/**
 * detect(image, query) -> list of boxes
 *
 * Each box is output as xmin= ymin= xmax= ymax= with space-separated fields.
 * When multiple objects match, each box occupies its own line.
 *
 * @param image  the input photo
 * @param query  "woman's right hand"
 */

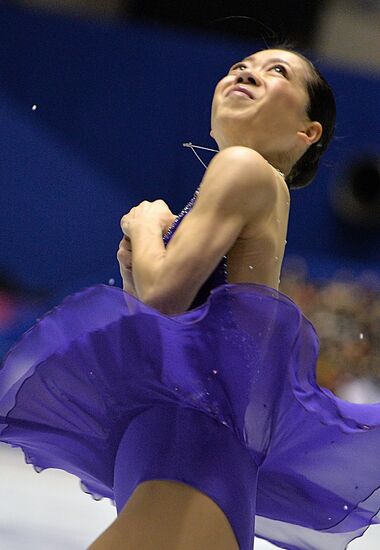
xmin=117 ymin=236 xmax=137 ymax=296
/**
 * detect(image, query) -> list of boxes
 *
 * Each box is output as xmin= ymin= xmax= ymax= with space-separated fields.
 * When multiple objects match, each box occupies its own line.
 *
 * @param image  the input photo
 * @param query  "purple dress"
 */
xmin=1 ymin=185 xmax=380 ymax=550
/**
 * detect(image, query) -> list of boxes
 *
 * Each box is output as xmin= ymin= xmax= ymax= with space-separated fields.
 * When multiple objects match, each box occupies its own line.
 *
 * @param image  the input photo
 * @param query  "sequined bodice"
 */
xmin=162 ymin=186 xmax=228 ymax=310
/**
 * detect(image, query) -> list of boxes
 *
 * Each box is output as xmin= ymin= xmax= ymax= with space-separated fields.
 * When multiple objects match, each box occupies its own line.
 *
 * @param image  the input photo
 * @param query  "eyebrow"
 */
xmin=242 ymin=56 xmax=293 ymax=71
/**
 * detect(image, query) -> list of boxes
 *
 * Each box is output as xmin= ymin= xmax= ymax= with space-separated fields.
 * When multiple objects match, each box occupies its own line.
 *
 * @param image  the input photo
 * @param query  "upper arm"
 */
xmin=146 ymin=147 xmax=278 ymax=314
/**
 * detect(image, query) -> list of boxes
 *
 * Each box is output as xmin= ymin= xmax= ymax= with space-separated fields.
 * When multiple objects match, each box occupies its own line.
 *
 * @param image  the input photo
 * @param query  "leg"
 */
xmin=88 ymin=479 xmax=239 ymax=550
xmin=97 ymin=405 xmax=259 ymax=550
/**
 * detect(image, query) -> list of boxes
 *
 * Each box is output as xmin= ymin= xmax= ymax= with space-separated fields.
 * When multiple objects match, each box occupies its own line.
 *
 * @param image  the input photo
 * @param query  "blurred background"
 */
xmin=0 ymin=1 xmax=379 ymax=548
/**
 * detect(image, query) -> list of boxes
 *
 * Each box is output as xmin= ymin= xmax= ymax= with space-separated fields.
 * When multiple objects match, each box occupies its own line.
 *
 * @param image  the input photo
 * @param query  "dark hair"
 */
xmin=268 ymin=42 xmax=336 ymax=190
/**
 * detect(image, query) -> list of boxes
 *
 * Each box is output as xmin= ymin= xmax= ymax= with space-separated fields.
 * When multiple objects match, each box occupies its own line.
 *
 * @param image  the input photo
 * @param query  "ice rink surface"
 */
xmin=0 ymin=444 xmax=379 ymax=550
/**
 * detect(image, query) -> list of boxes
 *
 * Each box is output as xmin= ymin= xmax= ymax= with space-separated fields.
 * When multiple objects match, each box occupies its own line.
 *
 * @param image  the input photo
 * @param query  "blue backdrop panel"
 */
xmin=0 ymin=5 xmax=379 ymax=294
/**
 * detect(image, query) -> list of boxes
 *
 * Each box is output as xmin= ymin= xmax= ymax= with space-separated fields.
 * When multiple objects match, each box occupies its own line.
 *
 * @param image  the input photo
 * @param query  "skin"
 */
xmin=118 ymin=50 xmax=322 ymax=304
xmin=210 ymin=48 xmax=323 ymax=177
xmin=109 ymin=50 xmax=324 ymax=550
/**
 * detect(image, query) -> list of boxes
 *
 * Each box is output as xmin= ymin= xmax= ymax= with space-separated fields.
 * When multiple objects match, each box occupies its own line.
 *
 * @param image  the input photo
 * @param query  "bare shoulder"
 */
xmin=196 ymin=146 xmax=282 ymax=227
xmin=210 ymin=145 xmax=274 ymax=175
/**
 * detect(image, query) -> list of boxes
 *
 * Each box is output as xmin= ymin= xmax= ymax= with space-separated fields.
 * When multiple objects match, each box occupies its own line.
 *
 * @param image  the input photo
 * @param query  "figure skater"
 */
xmin=1 ymin=44 xmax=380 ymax=550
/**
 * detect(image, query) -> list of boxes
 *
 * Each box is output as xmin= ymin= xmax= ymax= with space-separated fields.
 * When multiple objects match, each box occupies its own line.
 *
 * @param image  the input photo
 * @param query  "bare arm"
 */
xmin=128 ymin=146 xmax=277 ymax=315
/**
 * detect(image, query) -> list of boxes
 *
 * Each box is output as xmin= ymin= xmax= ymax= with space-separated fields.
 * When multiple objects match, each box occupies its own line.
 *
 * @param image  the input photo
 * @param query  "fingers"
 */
xmin=117 ymin=250 xmax=132 ymax=270
xmin=117 ymin=237 xmax=132 ymax=269
xmin=119 ymin=236 xmax=132 ymax=251
xmin=120 ymin=209 xmax=135 ymax=237
xmin=120 ymin=201 xmax=174 ymax=237
xmin=120 ymin=218 xmax=130 ymax=237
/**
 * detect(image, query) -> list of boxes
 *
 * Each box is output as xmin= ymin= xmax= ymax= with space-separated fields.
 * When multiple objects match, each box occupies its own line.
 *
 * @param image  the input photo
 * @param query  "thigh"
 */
xmin=110 ymin=406 xmax=258 ymax=549
xmin=89 ymin=479 xmax=239 ymax=550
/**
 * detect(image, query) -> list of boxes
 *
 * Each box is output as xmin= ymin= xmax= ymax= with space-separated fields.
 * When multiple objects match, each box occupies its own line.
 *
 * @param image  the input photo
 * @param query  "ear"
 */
xmin=297 ymin=121 xmax=323 ymax=146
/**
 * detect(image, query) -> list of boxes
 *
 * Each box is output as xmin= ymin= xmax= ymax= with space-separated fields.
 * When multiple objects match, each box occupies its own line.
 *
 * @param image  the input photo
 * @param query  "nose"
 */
xmin=235 ymin=68 xmax=260 ymax=87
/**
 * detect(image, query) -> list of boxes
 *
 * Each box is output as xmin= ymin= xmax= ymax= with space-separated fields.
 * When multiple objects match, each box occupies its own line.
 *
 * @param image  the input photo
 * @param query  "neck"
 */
xmin=265 ymin=150 xmax=294 ymax=178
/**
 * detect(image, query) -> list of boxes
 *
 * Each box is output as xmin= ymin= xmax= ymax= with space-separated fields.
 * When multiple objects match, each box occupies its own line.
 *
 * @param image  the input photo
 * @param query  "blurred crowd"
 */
xmin=1 ymin=259 xmax=379 ymax=404
xmin=281 ymin=257 xmax=380 ymax=403
xmin=0 ymin=269 xmax=52 ymax=362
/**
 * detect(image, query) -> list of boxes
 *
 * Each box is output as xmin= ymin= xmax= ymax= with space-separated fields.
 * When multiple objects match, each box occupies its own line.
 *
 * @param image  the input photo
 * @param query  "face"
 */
xmin=210 ymin=49 xmax=322 ymax=168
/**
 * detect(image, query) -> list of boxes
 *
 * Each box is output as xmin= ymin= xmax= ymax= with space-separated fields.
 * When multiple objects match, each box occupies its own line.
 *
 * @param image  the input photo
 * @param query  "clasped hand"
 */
xmin=120 ymin=199 xmax=176 ymax=239
xmin=117 ymin=200 xmax=176 ymax=294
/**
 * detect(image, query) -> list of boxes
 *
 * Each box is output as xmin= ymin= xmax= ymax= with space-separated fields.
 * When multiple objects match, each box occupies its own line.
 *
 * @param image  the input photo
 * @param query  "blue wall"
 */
xmin=0 ymin=5 xmax=379 ymax=298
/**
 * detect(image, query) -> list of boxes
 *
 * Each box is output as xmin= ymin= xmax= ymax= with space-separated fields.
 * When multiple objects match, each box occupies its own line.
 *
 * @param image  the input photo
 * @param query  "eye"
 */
xmin=230 ymin=63 xmax=247 ymax=71
xmin=271 ymin=64 xmax=288 ymax=77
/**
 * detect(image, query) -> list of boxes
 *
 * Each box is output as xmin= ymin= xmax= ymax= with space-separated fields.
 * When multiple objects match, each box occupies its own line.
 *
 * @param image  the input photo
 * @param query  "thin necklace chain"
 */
xmin=182 ymin=142 xmax=286 ymax=179
xmin=182 ymin=142 xmax=219 ymax=169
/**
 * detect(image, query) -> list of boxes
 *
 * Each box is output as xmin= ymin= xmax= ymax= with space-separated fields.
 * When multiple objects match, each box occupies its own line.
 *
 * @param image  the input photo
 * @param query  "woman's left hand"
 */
xmin=120 ymin=200 xmax=177 ymax=238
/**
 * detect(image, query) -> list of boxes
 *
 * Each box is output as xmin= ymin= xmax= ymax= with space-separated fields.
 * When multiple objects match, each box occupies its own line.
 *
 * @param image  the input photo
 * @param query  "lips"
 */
xmin=228 ymin=85 xmax=254 ymax=99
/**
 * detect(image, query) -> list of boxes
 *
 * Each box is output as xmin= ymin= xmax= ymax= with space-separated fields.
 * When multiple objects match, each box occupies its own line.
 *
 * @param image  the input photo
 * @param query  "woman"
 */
xmin=1 ymin=46 xmax=380 ymax=550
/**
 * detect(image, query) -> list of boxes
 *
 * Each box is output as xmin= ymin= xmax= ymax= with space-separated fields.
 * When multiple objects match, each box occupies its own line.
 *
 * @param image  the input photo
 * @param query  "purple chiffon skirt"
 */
xmin=1 ymin=282 xmax=380 ymax=549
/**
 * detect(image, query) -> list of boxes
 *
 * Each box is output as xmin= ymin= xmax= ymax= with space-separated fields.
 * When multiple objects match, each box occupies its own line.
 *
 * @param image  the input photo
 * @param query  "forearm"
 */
xmin=129 ymin=222 xmax=166 ymax=302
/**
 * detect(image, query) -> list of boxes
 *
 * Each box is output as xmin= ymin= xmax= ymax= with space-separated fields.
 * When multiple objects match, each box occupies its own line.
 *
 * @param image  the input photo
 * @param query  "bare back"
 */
xmin=226 ymin=168 xmax=290 ymax=291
